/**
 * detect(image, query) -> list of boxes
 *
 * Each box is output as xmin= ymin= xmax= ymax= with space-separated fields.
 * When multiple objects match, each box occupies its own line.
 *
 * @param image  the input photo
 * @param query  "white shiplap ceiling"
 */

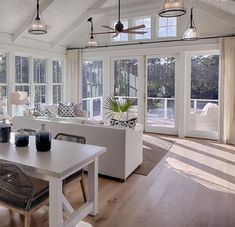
xmin=0 ymin=0 xmax=234 ymax=50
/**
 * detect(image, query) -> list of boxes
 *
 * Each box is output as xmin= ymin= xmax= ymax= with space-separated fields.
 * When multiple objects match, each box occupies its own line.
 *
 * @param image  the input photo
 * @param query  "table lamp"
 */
xmin=10 ymin=91 xmax=28 ymax=117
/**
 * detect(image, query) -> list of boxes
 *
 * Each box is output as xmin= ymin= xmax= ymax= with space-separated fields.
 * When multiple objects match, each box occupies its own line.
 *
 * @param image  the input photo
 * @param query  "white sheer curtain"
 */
xmin=219 ymin=37 xmax=235 ymax=144
xmin=65 ymin=49 xmax=82 ymax=103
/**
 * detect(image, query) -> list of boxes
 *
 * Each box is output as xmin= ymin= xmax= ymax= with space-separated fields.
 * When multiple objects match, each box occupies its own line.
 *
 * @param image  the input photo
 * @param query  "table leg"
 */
xmin=88 ymin=157 xmax=98 ymax=216
xmin=49 ymin=177 xmax=63 ymax=227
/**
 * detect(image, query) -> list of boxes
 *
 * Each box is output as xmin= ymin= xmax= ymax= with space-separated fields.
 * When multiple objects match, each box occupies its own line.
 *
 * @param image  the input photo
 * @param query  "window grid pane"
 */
xmin=0 ymin=54 xmax=7 ymax=84
xmin=82 ymin=61 xmax=103 ymax=119
xmin=34 ymin=58 xmax=47 ymax=83
xmin=158 ymin=17 xmax=177 ymax=38
xmin=15 ymin=56 xmax=29 ymax=83
xmin=34 ymin=85 xmax=46 ymax=104
xmin=53 ymin=60 xmax=62 ymax=83
xmin=134 ymin=17 xmax=151 ymax=40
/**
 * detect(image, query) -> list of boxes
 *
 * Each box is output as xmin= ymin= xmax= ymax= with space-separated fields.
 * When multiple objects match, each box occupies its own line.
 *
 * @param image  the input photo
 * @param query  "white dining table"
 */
xmin=0 ymin=134 xmax=107 ymax=227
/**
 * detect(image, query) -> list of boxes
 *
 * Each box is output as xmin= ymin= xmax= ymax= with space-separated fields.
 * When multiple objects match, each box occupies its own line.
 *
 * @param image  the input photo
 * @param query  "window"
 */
xmin=133 ymin=16 xmax=151 ymax=40
xmin=158 ymin=17 xmax=177 ymax=37
xmin=15 ymin=56 xmax=30 ymax=105
xmin=52 ymin=60 xmax=63 ymax=104
xmin=82 ymin=61 xmax=103 ymax=119
xmin=112 ymin=19 xmax=128 ymax=42
xmin=0 ymin=54 xmax=7 ymax=116
xmin=33 ymin=58 xmax=47 ymax=104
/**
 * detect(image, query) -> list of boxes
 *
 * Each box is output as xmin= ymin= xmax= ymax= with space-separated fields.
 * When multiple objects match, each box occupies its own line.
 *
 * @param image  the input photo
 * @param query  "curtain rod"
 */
xmin=66 ymin=34 xmax=235 ymax=50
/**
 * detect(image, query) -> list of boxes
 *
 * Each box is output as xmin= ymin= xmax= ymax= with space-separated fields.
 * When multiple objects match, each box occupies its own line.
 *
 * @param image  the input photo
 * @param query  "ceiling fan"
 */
xmin=94 ymin=0 xmax=147 ymax=38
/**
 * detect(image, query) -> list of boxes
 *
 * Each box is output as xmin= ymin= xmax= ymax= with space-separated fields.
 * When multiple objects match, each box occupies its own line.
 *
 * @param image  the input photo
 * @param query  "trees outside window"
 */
xmin=33 ymin=58 xmax=47 ymax=104
xmin=0 ymin=54 xmax=7 ymax=116
xmin=52 ymin=60 xmax=63 ymax=104
xmin=147 ymin=56 xmax=176 ymax=128
xmin=82 ymin=61 xmax=103 ymax=119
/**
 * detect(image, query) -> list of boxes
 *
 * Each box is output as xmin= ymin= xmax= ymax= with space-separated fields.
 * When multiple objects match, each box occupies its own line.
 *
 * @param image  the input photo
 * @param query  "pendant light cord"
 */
xmin=118 ymin=0 xmax=121 ymax=22
xmin=190 ymin=8 xmax=193 ymax=28
xmin=36 ymin=0 xmax=40 ymax=19
xmin=91 ymin=20 xmax=94 ymax=38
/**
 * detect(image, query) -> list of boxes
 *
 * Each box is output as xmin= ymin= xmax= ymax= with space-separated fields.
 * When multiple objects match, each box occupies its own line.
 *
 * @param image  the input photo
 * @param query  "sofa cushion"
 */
xmin=58 ymin=102 xmax=75 ymax=117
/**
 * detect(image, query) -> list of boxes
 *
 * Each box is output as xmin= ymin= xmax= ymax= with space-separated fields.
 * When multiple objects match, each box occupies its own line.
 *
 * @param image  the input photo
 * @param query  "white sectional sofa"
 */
xmin=12 ymin=117 xmax=143 ymax=181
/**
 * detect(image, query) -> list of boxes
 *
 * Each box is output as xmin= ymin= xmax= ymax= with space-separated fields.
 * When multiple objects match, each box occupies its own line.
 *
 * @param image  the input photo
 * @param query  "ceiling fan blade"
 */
xmin=121 ymin=31 xmax=147 ymax=34
xmin=94 ymin=31 xmax=117 ymax=35
xmin=102 ymin=25 xmax=115 ymax=31
xmin=122 ymin=24 xmax=146 ymax=32
xmin=112 ymin=33 xmax=119 ymax=38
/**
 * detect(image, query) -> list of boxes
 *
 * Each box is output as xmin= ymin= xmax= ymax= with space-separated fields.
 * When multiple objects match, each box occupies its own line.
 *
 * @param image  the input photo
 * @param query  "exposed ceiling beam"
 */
xmin=51 ymin=0 xmax=110 ymax=49
xmin=13 ymin=0 xmax=56 ymax=42
xmin=187 ymin=0 xmax=235 ymax=27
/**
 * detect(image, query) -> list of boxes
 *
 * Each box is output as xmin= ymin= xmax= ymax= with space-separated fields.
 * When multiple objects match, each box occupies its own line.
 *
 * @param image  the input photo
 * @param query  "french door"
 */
xmin=111 ymin=57 xmax=144 ymax=123
xmin=185 ymin=51 xmax=220 ymax=140
xmin=145 ymin=55 xmax=178 ymax=134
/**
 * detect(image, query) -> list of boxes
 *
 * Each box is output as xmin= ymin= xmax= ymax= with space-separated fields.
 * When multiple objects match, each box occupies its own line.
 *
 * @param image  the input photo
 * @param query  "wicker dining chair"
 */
xmin=54 ymin=133 xmax=87 ymax=202
xmin=0 ymin=161 xmax=49 ymax=227
xmin=17 ymin=129 xmax=37 ymax=136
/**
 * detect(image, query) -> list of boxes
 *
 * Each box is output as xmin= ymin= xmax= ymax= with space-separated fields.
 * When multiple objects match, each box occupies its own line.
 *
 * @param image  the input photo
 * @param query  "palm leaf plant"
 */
xmin=104 ymin=95 xmax=133 ymax=120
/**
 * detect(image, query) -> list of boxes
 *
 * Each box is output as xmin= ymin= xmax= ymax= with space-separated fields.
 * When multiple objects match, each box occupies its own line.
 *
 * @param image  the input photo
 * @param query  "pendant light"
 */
xmin=28 ymin=0 xmax=47 ymax=35
xmin=87 ymin=17 xmax=98 ymax=47
xmin=159 ymin=0 xmax=187 ymax=17
xmin=183 ymin=8 xmax=199 ymax=41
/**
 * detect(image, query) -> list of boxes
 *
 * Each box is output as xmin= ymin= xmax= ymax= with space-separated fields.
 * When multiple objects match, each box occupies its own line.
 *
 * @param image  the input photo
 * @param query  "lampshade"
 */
xmin=183 ymin=27 xmax=199 ymax=40
xmin=87 ymin=17 xmax=98 ymax=47
xmin=87 ymin=35 xmax=98 ymax=47
xmin=183 ymin=8 xmax=199 ymax=41
xmin=10 ymin=91 xmax=28 ymax=105
xmin=159 ymin=0 xmax=187 ymax=17
xmin=28 ymin=0 xmax=47 ymax=35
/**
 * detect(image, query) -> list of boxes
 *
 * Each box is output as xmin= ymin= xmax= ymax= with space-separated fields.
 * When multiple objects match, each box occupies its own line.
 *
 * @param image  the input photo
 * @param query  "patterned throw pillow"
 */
xmin=41 ymin=108 xmax=55 ymax=118
xmin=33 ymin=104 xmax=55 ymax=118
xmin=58 ymin=102 xmax=75 ymax=117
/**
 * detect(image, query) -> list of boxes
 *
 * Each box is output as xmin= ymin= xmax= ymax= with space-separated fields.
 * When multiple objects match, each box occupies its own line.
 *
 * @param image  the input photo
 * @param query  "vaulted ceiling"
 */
xmin=0 ymin=0 xmax=234 ymax=51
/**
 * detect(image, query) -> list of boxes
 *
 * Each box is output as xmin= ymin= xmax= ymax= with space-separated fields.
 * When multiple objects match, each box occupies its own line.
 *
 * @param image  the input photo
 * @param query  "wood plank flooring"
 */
xmin=1 ymin=134 xmax=235 ymax=227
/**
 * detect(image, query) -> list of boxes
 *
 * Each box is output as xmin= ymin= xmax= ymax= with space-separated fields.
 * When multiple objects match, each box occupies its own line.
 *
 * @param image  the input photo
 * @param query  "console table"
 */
xmin=0 ymin=135 xmax=106 ymax=227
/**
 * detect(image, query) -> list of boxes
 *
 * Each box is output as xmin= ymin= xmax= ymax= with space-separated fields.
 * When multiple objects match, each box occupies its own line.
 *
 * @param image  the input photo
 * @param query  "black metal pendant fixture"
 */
xmin=28 ymin=0 xmax=47 ymax=35
xmin=159 ymin=0 xmax=187 ymax=18
xmin=183 ymin=8 xmax=199 ymax=40
xmin=87 ymin=17 xmax=98 ymax=47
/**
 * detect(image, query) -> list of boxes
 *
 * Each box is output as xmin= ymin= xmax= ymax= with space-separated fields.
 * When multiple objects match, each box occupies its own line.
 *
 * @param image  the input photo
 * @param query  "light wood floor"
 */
xmin=1 ymin=134 xmax=235 ymax=227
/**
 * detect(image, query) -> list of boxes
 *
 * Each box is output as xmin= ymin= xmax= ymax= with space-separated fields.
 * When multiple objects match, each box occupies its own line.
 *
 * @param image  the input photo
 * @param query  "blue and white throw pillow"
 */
xmin=58 ymin=102 xmax=75 ymax=117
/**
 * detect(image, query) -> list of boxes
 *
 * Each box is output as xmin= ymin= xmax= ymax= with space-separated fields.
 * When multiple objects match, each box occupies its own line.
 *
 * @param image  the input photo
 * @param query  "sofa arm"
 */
xmin=82 ymin=110 xmax=90 ymax=118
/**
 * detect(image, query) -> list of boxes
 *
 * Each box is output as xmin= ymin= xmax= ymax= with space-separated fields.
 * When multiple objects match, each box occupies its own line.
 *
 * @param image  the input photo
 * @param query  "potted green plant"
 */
xmin=104 ymin=95 xmax=133 ymax=121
